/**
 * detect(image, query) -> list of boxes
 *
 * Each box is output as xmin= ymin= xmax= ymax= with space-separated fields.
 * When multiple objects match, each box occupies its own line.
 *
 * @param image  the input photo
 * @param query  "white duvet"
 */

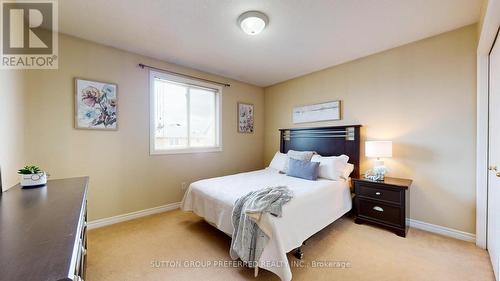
xmin=181 ymin=168 xmax=352 ymax=281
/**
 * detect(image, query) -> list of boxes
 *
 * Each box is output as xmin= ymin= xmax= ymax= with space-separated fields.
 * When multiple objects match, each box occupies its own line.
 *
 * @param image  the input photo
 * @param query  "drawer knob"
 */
xmin=373 ymin=206 xmax=384 ymax=212
xmin=375 ymin=192 xmax=381 ymax=196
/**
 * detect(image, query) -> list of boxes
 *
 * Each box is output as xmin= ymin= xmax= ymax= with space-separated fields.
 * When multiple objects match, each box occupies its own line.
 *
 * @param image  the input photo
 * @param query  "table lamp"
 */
xmin=365 ymin=140 xmax=392 ymax=180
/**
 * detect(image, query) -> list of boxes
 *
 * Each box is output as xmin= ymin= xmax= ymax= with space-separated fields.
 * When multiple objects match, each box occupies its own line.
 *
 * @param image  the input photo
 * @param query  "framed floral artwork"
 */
xmin=238 ymin=102 xmax=254 ymax=133
xmin=75 ymin=78 xmax=118 ymax=130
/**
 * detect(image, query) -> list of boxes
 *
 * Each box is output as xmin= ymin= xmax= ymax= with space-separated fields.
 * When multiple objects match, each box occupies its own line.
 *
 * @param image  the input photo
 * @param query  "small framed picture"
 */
xmin=238 ymin=102 xmax=254 ymax=133
xmin=75 ymin=78 xmax=118 ymax=130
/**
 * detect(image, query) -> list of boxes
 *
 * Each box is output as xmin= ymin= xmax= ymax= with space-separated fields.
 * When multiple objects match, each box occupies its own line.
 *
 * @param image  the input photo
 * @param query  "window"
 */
xmin=149 ymin=71 xmax=222 ymax=154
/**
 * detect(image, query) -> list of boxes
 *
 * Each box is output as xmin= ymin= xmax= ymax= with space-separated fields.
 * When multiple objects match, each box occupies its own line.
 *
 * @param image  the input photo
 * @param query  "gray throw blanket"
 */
xmin=230 ymin=186 xmax=293 ymax=267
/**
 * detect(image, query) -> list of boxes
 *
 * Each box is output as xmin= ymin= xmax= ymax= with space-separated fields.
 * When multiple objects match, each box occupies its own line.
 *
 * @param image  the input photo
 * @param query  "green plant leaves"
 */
xmin=18 ymin=165 xmax=42 ymax=175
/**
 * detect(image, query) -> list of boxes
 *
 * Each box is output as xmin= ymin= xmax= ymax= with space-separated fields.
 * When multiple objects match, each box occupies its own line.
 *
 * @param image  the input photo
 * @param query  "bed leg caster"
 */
xmin=294 ymin=247 xmax=304 ymax=260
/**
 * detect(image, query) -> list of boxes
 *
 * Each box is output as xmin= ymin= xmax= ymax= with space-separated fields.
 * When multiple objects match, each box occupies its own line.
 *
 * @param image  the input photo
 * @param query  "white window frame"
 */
xmin=149 ymin=70 xmax=223 ymax=155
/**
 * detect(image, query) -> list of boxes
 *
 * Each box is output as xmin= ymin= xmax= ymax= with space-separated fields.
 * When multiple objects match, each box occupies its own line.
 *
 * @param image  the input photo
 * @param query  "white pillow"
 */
xmin=268 ymin=151 xmax=287 ymax=172
xmin=311 ymin=154 xmax=350 ymax=181
xmin=343 ymin=163 xmax=355 ymax=180
xmin=284 ymin=150 xmax=315 ymax=173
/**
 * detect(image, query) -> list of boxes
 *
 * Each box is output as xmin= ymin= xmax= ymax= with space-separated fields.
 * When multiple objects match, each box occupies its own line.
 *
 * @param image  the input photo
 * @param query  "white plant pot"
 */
xmin=20 ymin=172 xmax=47 ymax=187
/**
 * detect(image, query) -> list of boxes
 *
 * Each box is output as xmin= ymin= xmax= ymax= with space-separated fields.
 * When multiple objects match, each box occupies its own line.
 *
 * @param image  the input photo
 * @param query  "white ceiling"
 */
xmin=59 ymin=0 xmax=483 ymax=87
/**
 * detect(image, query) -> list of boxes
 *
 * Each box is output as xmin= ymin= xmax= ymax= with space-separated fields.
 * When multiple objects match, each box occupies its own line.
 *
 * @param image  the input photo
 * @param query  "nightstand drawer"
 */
xmin=357 ymin=198 xmax=401 ymax=226
xmin=356 ymin=183 xmax=401 ymax=204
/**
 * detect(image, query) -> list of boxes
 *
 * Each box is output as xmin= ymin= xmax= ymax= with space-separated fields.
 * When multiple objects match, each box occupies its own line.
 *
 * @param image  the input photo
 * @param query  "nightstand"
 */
xmin=352 ymin=177 xmax=412 ymax=237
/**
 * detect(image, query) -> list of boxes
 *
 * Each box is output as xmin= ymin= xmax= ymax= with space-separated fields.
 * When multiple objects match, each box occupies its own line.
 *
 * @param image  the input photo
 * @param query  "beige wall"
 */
xmin=24 ymin=34 xmax=265 ymax=220
xmin=478 ymin=0 xmax=489 ymax=38
xmin=264 ymin=25 xmax=477 ymax=233
xmin=0 ymin=70 xmax=26 ymax=191
xmin=6 ymin=25 xmax=478 ymax=233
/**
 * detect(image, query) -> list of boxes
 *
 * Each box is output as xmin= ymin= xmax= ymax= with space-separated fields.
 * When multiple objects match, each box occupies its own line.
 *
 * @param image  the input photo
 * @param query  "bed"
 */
xmin=181 ymin=125 xmax=361 ymax=281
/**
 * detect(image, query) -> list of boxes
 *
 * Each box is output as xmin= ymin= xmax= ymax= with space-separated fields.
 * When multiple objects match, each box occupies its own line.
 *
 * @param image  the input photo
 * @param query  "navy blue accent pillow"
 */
xmin=286 ymin=158 xmax=320 ymax=181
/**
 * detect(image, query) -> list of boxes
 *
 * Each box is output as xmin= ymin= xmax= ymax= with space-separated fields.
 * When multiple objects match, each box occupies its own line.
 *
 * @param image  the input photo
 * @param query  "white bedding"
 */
xmin=181 ymin=168 xmax=352 ymax=281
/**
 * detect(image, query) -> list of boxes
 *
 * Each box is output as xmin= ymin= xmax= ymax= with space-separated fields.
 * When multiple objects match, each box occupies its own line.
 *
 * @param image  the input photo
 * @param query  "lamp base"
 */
xmin=364 ymin=160 xmax=387 ymax=181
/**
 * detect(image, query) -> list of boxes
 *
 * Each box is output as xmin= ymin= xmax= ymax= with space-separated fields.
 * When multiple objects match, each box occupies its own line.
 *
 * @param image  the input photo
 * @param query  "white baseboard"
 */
xmin=88 ymin=202 xmax=181 ymax=230
xmin=407 ymin=218 xmax=476 ymax=242
xmin=87 ymin=203 xmax=475 ymax=243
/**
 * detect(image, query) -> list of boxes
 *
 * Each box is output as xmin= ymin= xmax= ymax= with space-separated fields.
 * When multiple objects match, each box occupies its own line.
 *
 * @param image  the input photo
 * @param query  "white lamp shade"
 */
xmin=365 ymin=141 xmax=392 ymax=158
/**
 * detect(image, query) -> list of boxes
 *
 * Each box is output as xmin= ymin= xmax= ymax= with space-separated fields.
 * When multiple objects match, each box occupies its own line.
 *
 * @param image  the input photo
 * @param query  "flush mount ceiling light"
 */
xmin=238 ymin=11 xmax=269 ymax=35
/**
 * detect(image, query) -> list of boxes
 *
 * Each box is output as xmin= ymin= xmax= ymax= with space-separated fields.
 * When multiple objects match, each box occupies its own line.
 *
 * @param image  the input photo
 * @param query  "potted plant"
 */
xmin=18 ymin=165 xmax=48 ymax=187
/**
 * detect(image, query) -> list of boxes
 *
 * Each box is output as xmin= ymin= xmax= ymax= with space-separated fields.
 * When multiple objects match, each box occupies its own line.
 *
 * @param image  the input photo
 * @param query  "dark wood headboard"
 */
xmin=279 ymin=125 xmax=362 ymax=178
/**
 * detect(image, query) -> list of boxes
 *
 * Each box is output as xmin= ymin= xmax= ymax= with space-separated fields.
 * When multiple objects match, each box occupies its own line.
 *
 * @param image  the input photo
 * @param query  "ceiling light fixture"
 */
xmin=238 ymin=11 xmax=268 ymax=36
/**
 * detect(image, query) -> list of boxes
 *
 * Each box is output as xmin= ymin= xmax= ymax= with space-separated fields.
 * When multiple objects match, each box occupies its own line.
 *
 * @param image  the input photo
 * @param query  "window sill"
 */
xmin=150 ymin=146 xmax=223 ymax=155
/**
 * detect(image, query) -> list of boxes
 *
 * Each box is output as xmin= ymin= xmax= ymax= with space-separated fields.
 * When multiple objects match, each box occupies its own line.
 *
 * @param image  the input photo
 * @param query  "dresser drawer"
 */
xmin=356 ymin=183 xmax=401 ymax=204
xmin=357 ymin=198 xmax=402 ymax=227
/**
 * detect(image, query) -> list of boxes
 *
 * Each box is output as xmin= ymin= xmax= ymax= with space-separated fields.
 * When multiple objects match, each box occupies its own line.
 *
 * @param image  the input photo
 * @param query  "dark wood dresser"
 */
xmin=353 ymin=177 xmax=412 ymax=237
xmin=0 ymin=177 xmax=89 ymax=281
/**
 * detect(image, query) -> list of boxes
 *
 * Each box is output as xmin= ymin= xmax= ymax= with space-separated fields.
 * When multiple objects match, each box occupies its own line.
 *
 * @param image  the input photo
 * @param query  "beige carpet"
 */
xmin=87 ymin=210 xmax=494 ymax=281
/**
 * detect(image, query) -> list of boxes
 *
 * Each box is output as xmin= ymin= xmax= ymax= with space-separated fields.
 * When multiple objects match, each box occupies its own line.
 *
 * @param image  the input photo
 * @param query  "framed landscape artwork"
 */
xmin=292 ymin=100 xmax=341 ymax=124
xmin=238 ymin=102 xmax=254 ymax=133
xmin=75 ymin=78 xmax=118 ymax=130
